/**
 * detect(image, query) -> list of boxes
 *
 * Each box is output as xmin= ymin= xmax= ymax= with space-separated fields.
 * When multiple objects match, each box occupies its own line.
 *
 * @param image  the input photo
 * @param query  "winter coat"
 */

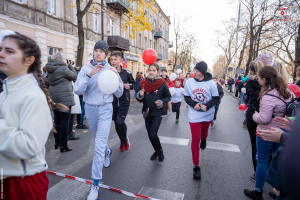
xmin=216 ymin=83 xmax=224 ymax=104
xmin=134 ymin=77 xmax=143 ymax=92
xmin=113 ymin=67 xmax=135 ymax=107
xmin=237 ymin=80 xmax=244 ymax=93
xmin=253 ymin=88 xmax=293 ymax=131
xmin=246 ymin=78 xmax=261 ymax=119
xmin=162 ymin=75 xmax=168 ymax=82
xmin=0 ymin=70 xmax=7 ymax=93
xmin=136 ymin=77 xmax=171 ymax=117
xmin=46 ymin=60 xmax=77 ymax=108
xmin=241 ymin=75 xmax=249 ymax=82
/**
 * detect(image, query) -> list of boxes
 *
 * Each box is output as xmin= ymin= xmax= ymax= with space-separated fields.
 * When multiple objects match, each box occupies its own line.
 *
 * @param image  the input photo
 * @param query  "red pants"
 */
xmin=3 ymin=171 xmax=49 ymax=200
xmin=190 ymin=121 xmax=211 ymax=165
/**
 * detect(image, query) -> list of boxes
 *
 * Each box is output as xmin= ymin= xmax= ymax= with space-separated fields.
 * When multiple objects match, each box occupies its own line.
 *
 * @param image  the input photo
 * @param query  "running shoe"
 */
xmin=119 ymin=142 xmax=125 ymax=152
xmin=87 ymin=183 xmax=100 ymax=200
xmin=250 ymin=173 xmax=256 ymax=183
xmin=193 ymin=165 xmax=201 ymax=179
xmin=210 ymin=121 xmax=214 ymax=127
xmin=175 ymin=119 xmax=179 ymax=124
xmin=103 ymin=149 xmax=112 ymax=168
xmin=150 ymin=151 xmax=158 ymax=160
xmin=76 ymin=124 xmax=89 ymax=129
xmin=124 ymin=137 xmax=130 ymax=151
xmin=200 ymin=139 xmax=207 ymax=150
xmin=244 ymin=189 xmax=264 ymax=200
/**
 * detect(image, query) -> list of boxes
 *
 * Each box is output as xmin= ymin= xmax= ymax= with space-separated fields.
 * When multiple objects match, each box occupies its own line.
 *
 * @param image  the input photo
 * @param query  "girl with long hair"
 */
xmin=244 ymin=66 xmax=294 ymax=200
xmin=0 ymin=32 xmax=68 ymax=199
xmin=275 ymin=61 xmax=289 ymax=84
xmin=136 ymin=63 xmax=171 ymax=162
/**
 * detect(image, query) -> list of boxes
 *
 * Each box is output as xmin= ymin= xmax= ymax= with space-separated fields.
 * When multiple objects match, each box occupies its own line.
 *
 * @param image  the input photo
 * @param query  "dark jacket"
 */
xmin=217 ymin=83 xmax=224 ymax=104
xmin=228 ymin=79 xmax=235 ymax=85
xmin=134 ymin=77 xmax=143 ymax=92
xmin=136 ymin=77 xmax=171 ymax=117
xmin=296 ymin=80 xmax=300 ymax=87
xmin=246 ymin=78 xmax=261 ymax=119
xmin=237 ymin=80 xmax=244 ymax=93
xmin=184 ymin=72 xmax=220 ymax=110
xmin=162 ymin=75 xmax=169 ymax=82
xmin=46 ymin=59 xmax=77 ymax=108
xmin=113 ymin=67 xmax=135 ymax=107
xmin=0 ymin=70 xmax=7 ymax=93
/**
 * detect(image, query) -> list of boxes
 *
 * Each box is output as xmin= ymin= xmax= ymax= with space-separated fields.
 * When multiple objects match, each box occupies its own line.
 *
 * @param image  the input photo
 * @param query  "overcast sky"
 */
xmin=156 ymin=0 xmax=239 ymax=70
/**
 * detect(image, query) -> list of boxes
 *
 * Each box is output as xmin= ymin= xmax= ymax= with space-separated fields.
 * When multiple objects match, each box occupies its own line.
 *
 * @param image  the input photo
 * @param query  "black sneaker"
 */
xmin=269 ymin=192 xmax=276 ymax=199
xmin=193 ymin=165 xmax=201 ymax=179
xmin=68 ymin=133 xmax=80 ymax=140
xmin=250 ymin=173 xmax=256 ymax=183
xmin=158 ymin=149 xmax=164 ymax=162
xmin=210 ymin=121 xmax=214 ymax=127
xmin=76 ymin=124 xmax=89 ymax=129
xmin=244 ymin=189 xmax=264 ymax=200
xmin=150 ymin=151 xmax=158 ymax=160
xmin=213 ymin=115 xmax=216 ymax=120
xmin=200 ymin=139 xmax=206 ymax=150
xmin=175 ymin=120 xmax=179 ymax=124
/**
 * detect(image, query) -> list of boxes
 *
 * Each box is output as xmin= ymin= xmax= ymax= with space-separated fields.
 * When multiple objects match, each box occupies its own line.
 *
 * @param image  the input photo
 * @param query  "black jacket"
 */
xmin=113 ymin=67 xmax=135 ymax=107
xmin=136 ymin=78 xmax=171 ymax=117
xmin=184 ymin=72 xmax=220 ymax=110
xmin=0 ymin=70 xmax=7 ymax=93
xmin=162 ymin=75 xmax=168 ymax=82
xmin=216 ymin=83 xmax=224 ymax=104
xmin=246 ymin=78 xmax=261 ymax=119
xmin=237 ymin=80 xmax=244 ymax=93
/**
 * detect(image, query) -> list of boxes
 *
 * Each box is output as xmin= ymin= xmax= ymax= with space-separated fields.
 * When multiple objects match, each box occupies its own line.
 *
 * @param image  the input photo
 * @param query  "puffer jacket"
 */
xmin=253 ymin=88 xmax=293 ymax=131
xmin=46 ymin=59 xmax=77 ymax=108
xmin=246 ymin=78 xmax=261 ymax=119
xmin=136 ymin=77 xmax=171 ymax=117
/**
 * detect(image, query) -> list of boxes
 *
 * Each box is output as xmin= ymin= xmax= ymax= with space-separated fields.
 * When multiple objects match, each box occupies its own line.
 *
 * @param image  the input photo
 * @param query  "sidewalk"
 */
xmin=222 ymin=85 xmax=240 ymax=102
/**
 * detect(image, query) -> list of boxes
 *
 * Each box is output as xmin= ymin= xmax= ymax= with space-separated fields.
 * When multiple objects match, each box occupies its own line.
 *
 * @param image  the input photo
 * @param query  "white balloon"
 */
xmin=169 ymin=87 xmax=175 ymax=96
xmin=241 ymin=87 xmax=246 ymax=93
xmin=176 ymin=69 xmax=182 ymax=74
xmin=97 ymin=70 xmax=119 ymax=94
xmin=169 ymin=73 xmax=177 ymax=81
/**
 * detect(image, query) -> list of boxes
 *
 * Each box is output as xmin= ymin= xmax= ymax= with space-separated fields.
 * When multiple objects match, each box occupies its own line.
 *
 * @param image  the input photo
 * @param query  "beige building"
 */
xmin=0 ymin=0 xmax=171 ymax=73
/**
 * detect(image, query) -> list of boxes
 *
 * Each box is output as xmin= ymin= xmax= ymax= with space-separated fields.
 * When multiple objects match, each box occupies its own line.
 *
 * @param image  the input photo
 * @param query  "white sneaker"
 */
xmin=87 ymin=183 xmax=99 ymax=200
xmin=103 ymin=149 xmax=112 ymax=168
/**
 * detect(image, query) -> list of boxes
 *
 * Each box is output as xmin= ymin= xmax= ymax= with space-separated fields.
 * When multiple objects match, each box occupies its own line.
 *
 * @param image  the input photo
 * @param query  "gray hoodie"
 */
xmin=74 ymin=62 xmax=124 ymax=106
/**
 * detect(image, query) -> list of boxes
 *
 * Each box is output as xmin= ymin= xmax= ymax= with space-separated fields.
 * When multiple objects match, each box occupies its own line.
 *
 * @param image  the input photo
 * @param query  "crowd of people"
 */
xmin=0 ymin=30 xmax=299 ymax=200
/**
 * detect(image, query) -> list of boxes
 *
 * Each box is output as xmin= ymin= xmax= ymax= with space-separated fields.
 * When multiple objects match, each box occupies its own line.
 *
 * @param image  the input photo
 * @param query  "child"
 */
xmin=171 ymin=78 xmax=184 ymax=124
xmin=74 ymin=40 xmax=124 ymax=200
xmin=136 ymin=63 xmax=171 ymax=162
xmin=211 ymin=77 xmax=224 ymax=127
xmin=184 ymin=61 xmax=219 ymax=179
xmin=0 ymin=32 xmax=68 ymax=199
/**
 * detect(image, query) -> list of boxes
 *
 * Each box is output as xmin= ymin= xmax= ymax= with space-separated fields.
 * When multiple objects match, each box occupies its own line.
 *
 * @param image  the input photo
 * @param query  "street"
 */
xmin=45 ymin=90 xmax=274 ymax=200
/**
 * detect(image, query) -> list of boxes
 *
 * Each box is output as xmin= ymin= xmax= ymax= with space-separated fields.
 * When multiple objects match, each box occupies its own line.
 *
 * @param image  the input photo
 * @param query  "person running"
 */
xmin=161 ymin=68 xmax=168 ymax=82
xmin=184 ymin=61 xmax=219 ymax=179
xmin=244 ymin=66 xmax=293 ymax=200
xmin=0 ymin=32 xmax=69 ymax=200
xmin=74 ymin=40 xmax=124 ymax=200
xmin=110 ymin=51 xmax=135 ymax=152
xmin=136 ymin=63 xmax=171 ymax=162
xmin=211 ymin=77 xmax=224 ymax=127
xmin=171 ymin=78 xmax=184 ymax=124
xmin=245 ymin=60 xmax=264 ymax=183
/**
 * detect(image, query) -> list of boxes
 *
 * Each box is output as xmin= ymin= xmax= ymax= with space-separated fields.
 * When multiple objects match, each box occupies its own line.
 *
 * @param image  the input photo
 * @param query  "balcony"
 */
xmin=169 ymin=41 xmax=173 ymax=48
xmin=107 ymin=36 xmax=130 ymax=51
xmin=157 ymin=54 xmax=163 ymax=61
xmin=106 ymin=0 xmax=130 ymax=12
xmin=154 ymin=30 xmax=163 ymax=38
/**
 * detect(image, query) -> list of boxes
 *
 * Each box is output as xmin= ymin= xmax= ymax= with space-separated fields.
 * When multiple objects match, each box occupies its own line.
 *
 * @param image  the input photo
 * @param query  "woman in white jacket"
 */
xmin=0 ymin=32 xmax=69 ymax=199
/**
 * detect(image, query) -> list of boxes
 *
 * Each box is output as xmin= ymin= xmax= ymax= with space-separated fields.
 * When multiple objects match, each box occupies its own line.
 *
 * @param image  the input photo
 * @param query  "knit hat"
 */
xmin=194 ymin=61 xmax=208 ymax=75
xmin=94 ymin=40 xmax=108 ymax=56
xmin=256 ymin=52 xmax=273 ymax=66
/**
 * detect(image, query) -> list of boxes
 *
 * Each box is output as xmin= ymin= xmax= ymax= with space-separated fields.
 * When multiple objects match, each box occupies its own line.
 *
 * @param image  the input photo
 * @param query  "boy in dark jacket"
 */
xmin=211 ymin=77 xmax=224 ymax=126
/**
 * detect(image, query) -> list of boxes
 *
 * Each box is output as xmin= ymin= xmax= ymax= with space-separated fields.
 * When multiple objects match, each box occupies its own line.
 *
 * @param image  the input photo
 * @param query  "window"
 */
xmin=73 ymin=0 xmax=77 ymax=25
xmin=166 ymin=48 xmax=168 ymax=58
xmin=47 ymin=0 xmax=60 ymax=17
xmin=163 ymin=47 xmax=164 ymax=57
xmin=132 ymin=37 xmax=135 ymax=46
xmin=93 ymin=14 xmax=99 ymax=33
xmin=48 ymin=47 xmax=60 ymax=56
xmin=138 ymin=34 xmax=141 ymax=48
xmin=154 ymin=41 xmax=156 ymax=50
xmin=144 ymin=37 xmax=147 ymax=49
xmin=110 ymin=19 xmax=116 ymax=36
xmin=124 ymin=26 xmax=128 ymax=39
xmin=149 ymin=15 xmax=152 ymax=24
xmin=153 ymin=20 xmax=156 ymax=30
xmin=149 ymin=40 xmax=152 ymax=48
xmin=160 ymin=45 xmax=161 ymax=54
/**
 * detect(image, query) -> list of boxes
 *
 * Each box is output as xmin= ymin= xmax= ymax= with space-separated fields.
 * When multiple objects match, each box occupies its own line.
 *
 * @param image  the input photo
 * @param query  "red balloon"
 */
xmin=142 ymin=48 xmax=157 ymax=65
xmin=288 ymin=84 xmax=300 ymax=98
xmin=123 ymin=64 xmax=128 ymax=68
xmin=191 ymin=73 xmax=194 ymax=78
xmin=239 ymin=104 xmax=247 ymax=111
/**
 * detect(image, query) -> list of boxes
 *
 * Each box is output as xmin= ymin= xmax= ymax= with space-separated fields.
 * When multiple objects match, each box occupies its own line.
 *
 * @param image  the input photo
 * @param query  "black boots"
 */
xmin=200 ymin=139 xmax=207 ymax=150
xmin=193 ymin=165 xmax=201 ymax=179
xmin=68 ymin=132 xmax=80 ymax=140
xmin=60 ymin=146 xmax=73 ymax=153
xmin=54 ymin=143 xmax=60 ymax=149
xmin=244 ymin=189 xmax=264 ymax=200
xmin=150 ymin=149 xmax=164 ymax=162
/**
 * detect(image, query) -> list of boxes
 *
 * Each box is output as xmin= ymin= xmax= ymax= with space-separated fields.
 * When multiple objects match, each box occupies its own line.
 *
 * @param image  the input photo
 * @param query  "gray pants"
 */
xmin=85 ymin=104 xmax=112 ymax=180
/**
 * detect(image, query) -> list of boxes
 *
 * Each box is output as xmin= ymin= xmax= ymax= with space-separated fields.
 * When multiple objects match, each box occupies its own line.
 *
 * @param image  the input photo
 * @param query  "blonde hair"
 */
xmin=51 ymin=52 xmax=66 ymax=64
xmin=249 ymin=60 xmax=264 ymax=76
xmin=275 ymin=61 xmax=289 ymax=84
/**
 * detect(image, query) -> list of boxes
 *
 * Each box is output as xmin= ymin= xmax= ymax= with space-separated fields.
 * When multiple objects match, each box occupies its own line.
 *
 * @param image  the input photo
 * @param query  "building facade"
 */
xmin=0 ymin=0 xmax=171 ymax=75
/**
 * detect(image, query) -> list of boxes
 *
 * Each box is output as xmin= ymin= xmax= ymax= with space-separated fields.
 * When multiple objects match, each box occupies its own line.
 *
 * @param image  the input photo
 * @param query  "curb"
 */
xmin=222 ymin=86 xmax=240 ymax=102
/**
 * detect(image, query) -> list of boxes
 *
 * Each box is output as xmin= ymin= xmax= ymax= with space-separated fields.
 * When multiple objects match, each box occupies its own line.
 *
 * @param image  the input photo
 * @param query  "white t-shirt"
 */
xmin=184 ymin=78 xmax=219 ymax=123
xmin=171 ymin=87 xmax=184 ymax=103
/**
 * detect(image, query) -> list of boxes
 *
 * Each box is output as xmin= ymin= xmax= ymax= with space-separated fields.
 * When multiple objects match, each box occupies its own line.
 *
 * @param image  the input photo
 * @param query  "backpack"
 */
xmin=265 ymin=94 xmax=299 ymax=117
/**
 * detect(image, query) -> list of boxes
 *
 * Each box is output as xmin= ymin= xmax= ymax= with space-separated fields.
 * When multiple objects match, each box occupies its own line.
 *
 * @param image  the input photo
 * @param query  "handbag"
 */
xmin=142 ymin=107 xmax=150 ymax=118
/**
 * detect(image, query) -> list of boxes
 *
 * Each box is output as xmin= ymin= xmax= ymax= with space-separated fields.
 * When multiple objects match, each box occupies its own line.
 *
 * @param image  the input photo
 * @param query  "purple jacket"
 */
xmin=253 ymin=89 xmax=293 ymax=131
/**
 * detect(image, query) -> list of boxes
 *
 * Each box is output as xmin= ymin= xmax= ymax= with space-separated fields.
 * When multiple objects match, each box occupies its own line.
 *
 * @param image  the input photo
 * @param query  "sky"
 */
xmin=156 ymin=0 xmax=239 ymax=71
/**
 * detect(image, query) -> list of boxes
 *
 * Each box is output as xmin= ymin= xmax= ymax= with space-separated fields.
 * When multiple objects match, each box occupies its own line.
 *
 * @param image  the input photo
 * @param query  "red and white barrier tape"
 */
xmin=46 ymin=170 xmax=160 ymax=200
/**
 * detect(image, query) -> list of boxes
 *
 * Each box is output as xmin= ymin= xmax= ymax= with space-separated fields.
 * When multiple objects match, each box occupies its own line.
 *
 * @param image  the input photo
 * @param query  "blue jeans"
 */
xmin=255 ymin=136 xmax=280 ymax=191
xmin=277 ymin=195 xmax=290 ymax=200
xmin=240 ymin=92 xmax=245 ymax=104
xmin=214 ymin=104 xmax=219 ymax=119
xmin=134 ymin=91 xmax=138 ymax=99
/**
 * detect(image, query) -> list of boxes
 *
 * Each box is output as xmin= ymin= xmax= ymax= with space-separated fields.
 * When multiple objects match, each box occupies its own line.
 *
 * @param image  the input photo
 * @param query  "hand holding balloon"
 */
xmin=88 ymin=65 xmax=104 ymax=77
xmin=124 ymin=83 xmax=130 ymax=90
xmin=139 ymin=89 xmax=145 ymax=97
xmin=155 ymin=101 xmax=161 ymax=107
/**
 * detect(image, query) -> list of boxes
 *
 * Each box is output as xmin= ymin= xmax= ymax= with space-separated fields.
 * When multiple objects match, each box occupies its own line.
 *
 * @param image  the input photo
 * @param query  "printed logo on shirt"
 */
xmin=192 ymin=88 xmax=208 ymax=103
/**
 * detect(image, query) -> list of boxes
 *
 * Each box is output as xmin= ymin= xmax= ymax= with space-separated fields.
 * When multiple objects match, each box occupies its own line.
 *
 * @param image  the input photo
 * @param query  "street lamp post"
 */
xmin=233 ymin=0 xmax=241 ymax=75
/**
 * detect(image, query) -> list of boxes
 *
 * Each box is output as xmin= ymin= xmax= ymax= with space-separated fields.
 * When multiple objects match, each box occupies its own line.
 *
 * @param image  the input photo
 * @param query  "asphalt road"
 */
xmin=45 ymin=90 xmax=274 ymax=200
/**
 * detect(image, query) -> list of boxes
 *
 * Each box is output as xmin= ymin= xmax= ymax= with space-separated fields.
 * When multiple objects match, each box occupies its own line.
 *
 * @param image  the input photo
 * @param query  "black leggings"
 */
xmin=54 ymin=110 xmax=71 ymax=147
xmin=247 ymin=118 xmax=258 ymax=172
xmin=114 ymin=116 xmax=127 ymax=142
xmin=69 ymin=114 xmax=74 ymax=134
xmin=145 ymin=116 xmax=163 ymax=151
xmin=172 ymin=102 xmax=181 ymax=120
xmin=77 ymin=95 xmax=85 ymax=125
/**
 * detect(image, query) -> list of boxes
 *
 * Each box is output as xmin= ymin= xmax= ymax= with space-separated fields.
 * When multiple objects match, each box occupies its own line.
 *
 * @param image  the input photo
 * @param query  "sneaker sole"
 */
xmin=104 ymin=149 xmax=112 ymax=168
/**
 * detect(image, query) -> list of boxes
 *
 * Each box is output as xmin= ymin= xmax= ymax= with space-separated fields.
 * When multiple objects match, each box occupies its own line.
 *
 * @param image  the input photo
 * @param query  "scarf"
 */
xmin=139 ymin=77 xmax=166 ymax=93
xmin=90 ymin=59 xmax=107 ymax=66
